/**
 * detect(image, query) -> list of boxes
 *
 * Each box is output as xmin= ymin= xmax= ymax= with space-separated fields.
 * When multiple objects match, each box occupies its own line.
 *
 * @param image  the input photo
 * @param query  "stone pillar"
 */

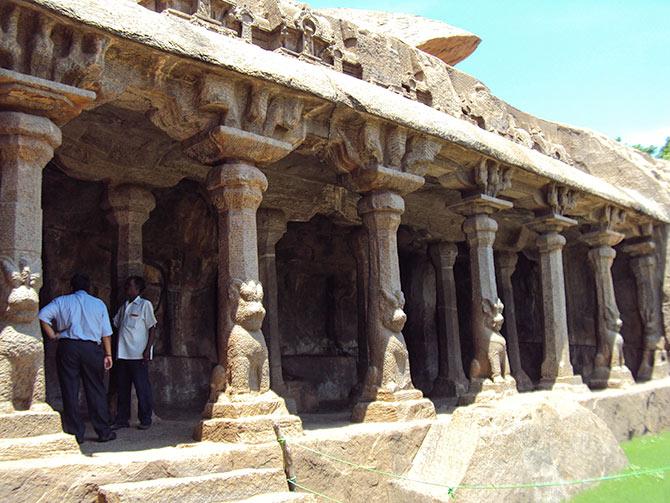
xmin=582 ymin=230 xmax=634 ymax=388
xmin=105 ymin=184 xmax=156 ymax=304
xmin=529 ymin=215 xmax=586 ymax=390
xmin=195 ymin=161 xmax=301 ymax=443
xmin=494 ymin=251 xmax=533 ymax=391
xmin=450 ymin=195 xmax=517 ymax=403
xmin=623 ymin=239 xmax=669 ymax=380
xmin=350 ymin=228 xmax=369 ymax=389
xmin=257 ymin=208 xmax=296 ymax=410
xmin=428 ymin=242 xmax=468 ymax=397
xmin=352 ymin=188 xmax=436 ymax=422
xmin=104 ymin=184 xmax=157 ymax=422
xmin=0 ymin=68 xmax=94 ymax=459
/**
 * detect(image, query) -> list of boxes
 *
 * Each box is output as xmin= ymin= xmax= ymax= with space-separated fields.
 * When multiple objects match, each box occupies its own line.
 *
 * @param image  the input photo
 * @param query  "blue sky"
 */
xmin=309 ymin=0 xmax=670 ymax=147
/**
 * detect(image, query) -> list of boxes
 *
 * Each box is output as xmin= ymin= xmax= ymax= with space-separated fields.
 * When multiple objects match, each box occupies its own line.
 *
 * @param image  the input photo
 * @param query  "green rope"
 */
xmin=290 ymin=479 xmax=346 ymax=503
xmin=291 ymin=441 xmax=670 ymax=492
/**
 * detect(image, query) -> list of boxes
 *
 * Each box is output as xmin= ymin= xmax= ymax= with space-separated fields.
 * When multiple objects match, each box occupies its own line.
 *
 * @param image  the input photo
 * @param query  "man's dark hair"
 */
xmin=125 ymin=275 xmax=146 ymax=292
xmin=70 ymin=273 xmax=91 ymax=293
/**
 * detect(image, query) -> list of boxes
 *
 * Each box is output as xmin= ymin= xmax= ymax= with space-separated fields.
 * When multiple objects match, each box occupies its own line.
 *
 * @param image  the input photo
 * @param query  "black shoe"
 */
xmin=111 ymin=422 xmax=130 ymax=430
xmin=97 ymin=431 xmax=117 ymax=443
xmin=137 ymin=423 xmax=151 ymax=430
xmin=76 ymin=437 xmax=85 ymax=445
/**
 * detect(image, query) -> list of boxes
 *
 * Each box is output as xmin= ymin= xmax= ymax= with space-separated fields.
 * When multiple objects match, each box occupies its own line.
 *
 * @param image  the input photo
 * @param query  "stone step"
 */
xmin=232 ymin=492 xmax=316 ymax=502
xmin=97 ymin=467 xmax=289 ymax=503
xmin=0 ymin=432 xmax=79 ymax=461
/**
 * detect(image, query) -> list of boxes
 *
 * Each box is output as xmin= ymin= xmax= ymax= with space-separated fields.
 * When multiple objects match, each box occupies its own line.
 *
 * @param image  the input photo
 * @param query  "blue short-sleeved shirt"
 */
xmin=38 ymin=290 xmax=113 ymax=344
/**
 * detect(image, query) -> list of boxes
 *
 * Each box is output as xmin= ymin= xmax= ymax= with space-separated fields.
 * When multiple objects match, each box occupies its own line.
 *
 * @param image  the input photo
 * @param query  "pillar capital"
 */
xmin=528 ymin=213 xmax=577 ymax=235
xmin=257 ymin=208 xmax=288 ymax=253
xmin=495 ymin=250 xmax=518 ymax=278
xmin=450 ymin=194 xmax=513 ymax=217
xmin=357 ymin=190 xmax=405 ymax=216
xmin=347 ymin=165 xmax=424 ymax=196
xmin=536 ymin=232 xmax=567 ymax=254
xmin=428 ymin=241 xmax=458 ymax=269
xmin=105 ymin=184 xmax=156 ymax=226
xmin=0 ymin=68 xmax=95 ymax=126
xmin=623 ymin=238 xmax=656 ymax=258
xmin=207 ymin=161 xmax=268 ymax=212
xmin=582 ymin=229 xmax=625 ymax=248
xmin=463 ymin=213 xmax=498 ymax=248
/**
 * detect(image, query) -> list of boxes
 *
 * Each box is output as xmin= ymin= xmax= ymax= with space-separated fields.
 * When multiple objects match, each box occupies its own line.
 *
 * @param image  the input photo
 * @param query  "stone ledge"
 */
xmin=352 ymin=396 xmax=436 ymax=423
xmin=195 ymin=414 xmax=303 ymax=444
xmin=0 ymin=432 xmax=78 ymax=462
xmin=98 ymin=467 xmax=286 ymax=503
xmin=0 ymin=408 xmax=64 ymax=439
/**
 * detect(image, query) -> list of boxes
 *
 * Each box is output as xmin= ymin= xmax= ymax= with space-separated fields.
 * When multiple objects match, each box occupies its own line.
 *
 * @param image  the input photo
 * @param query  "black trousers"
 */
xmin=115 ymin=359 xmax=153 ymax=426
xmin=56 ymin=339 xmax=112 ymax=441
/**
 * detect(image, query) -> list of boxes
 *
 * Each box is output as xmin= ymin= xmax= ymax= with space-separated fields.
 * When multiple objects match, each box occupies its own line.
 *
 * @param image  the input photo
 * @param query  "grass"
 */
xmin=571 ymin=430 xmax=670 ymax=502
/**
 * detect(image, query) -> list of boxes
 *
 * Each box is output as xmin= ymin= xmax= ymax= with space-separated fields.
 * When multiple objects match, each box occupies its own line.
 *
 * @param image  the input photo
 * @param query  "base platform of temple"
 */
xmin=2 ymin=378 xmax=668 ymax=503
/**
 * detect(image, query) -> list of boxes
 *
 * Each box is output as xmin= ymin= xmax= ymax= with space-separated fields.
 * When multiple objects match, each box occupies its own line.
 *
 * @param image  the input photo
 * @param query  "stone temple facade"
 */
xmin=1 ymin=0 xmax=670 ymax=498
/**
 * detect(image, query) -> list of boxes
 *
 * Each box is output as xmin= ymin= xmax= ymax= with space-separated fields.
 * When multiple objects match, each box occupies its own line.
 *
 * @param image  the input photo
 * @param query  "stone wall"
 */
xmin=276 ymin=216 xmax=359 ymax=409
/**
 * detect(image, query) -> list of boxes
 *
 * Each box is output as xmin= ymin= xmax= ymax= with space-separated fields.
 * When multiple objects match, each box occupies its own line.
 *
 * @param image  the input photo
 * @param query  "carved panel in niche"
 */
xmin=276 ymin=217 xmax=358 ymax=357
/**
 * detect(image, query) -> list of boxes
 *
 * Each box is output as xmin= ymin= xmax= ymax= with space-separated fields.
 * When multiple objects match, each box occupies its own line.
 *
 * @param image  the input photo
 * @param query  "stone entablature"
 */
xmin=5 ymin=0 xmax=667 ymax=226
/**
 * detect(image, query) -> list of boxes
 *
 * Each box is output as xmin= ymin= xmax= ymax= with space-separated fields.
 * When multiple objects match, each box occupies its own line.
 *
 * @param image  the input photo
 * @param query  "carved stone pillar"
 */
xmin=623 ymin=239 xmax=669 ymax=380
xmin=494 ymin=251 xmax=533 ymax=391
xmin=528 ymin=215 xmax=586 ymax=390
xmin=450 ymin=194 xmax=517 ymax=404
xmin=0 ymin=69 xmax=94 ymax=459
xmin=257 ymin=208 xmax=296 ymax=410
xmin=428 ymin=242 xmax=468 ymax=397
xmin=105 ymin=184 xmax=156 ymax=304
xmin=183 ymin=115 xmax=304 ymax=442
xmin=582 ymin=229 xmax=634 ymax=388
xmin=352 ymin=185 xmax=435 ymax=422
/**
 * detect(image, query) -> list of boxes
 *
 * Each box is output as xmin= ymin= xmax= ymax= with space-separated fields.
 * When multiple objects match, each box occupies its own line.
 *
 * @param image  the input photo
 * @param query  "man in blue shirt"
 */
xmin=39 ymin=273 xmax=116 ymax=444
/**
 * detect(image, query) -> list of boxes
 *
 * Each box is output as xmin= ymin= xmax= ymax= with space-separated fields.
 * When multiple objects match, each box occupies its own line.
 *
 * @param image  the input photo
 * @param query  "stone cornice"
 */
xmin=12 ymin=0 xmax=670 ymax=223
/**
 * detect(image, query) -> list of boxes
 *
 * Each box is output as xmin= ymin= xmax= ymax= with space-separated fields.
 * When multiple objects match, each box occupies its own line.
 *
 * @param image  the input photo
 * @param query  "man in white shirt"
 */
xmin=111 ymin=276 xmax=157 ymax=430
xmin=39 ymin=273 xmax=116 ymax=444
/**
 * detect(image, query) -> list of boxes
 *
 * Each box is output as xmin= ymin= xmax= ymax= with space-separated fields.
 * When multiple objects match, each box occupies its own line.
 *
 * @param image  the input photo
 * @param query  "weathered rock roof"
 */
xmin=23 ymin=0 xmax=670 ymax=223
xmin=316 ymin=8 xmax=481 ymax=65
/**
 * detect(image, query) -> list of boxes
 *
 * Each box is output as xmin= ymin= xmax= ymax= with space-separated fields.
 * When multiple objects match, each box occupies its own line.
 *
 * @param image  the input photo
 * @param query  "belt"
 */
xmin=59 ymin=337 xmax=101 ymax=345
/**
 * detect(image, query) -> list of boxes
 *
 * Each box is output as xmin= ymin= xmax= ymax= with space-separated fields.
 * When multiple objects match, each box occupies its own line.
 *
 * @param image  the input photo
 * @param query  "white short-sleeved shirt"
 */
xmin=113 ymin=296 xmax=157 ymax=360
xmin=38 ymin=290 xmax=113 ymax=344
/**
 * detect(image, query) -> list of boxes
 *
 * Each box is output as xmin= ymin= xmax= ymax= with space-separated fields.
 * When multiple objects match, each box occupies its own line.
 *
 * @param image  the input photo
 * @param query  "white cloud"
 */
xmin=620 ymin=127 xmax=670 ymax=147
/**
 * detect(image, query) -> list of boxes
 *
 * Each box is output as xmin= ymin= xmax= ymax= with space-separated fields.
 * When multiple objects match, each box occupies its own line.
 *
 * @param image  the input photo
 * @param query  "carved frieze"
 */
xmin=325 ymin=109 xmax=439 ymax=193
xmin=0 ymin=2 xmax=113 ymax=104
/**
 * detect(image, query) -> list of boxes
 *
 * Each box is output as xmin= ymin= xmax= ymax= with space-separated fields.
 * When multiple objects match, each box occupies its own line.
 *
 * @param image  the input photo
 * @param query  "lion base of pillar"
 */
xmin=351 ymin=389 xmax=436 ymax=423
xmin=430 ymin=376 xmax=468 ymax=398
xmin=637 ymin=350 xmax=670 ymax=382
xmin=0 ymin=407 xmax=79 ymax=460
xmin=195 ymin=390 xmax=303 ymax=443
xmin=588 ymin=365 xmax=635 ymax=390
xmin=536 ymin=374 xmax=589 ymax=392
xmin=459 ymin=377 xmax=518 ymax=405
